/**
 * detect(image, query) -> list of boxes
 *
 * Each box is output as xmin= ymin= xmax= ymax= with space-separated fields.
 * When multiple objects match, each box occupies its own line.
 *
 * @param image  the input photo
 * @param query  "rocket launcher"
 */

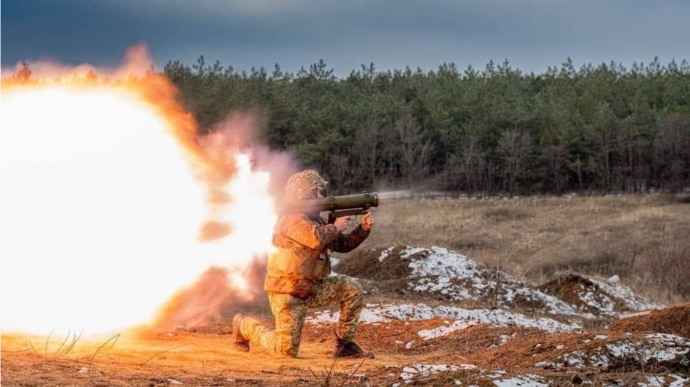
xmin=287 ymin=192 xmax=379 ymax=224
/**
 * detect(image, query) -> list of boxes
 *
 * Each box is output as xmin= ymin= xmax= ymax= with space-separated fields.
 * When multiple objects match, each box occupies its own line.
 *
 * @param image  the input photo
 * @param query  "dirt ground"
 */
xmin=3 ymin=194 xmax=690 ymax=386
xmin=3 ymin=306 xmax=690 ymax=386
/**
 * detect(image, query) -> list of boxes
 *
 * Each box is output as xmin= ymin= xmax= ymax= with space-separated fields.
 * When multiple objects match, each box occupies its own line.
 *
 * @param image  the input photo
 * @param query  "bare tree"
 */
xmin=499 ymin=129 xmax=532 ymax=196
xmin=654 ymin=116 xmax=690 ymax=192
xmin=395 ymin=115 xmax=432 ymax=187
xmin=458 ymin=137 xmax=484 ymax=194
xmin=353 ymin=122 xmax=380 ymax=187
xmin=542 ymin=144 xmax=569 ymax=192
xmin=329 ymin=153 xmax=351 ymax=193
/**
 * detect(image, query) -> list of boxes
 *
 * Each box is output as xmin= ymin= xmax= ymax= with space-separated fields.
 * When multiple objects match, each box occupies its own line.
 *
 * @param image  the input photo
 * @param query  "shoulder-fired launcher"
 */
xmin=287 ymin=192 xmax=379 ymax=224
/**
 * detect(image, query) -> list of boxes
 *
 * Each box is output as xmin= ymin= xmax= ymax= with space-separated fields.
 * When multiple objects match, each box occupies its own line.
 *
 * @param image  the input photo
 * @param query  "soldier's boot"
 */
xmin=333 ymin=337 xmax=375 ymax=359
xmin=232 ymin=314 xmax=250 ymax=352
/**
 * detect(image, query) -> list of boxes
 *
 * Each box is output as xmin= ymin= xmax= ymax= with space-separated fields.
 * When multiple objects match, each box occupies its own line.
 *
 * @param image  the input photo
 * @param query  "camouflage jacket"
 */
xmin=264 ymin=213 xmax=370 ymax=298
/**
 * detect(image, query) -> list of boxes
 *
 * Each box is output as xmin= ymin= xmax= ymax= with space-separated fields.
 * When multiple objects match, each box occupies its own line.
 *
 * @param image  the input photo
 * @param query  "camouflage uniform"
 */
xmin=239 ymin=170 xmax=370 ymax=357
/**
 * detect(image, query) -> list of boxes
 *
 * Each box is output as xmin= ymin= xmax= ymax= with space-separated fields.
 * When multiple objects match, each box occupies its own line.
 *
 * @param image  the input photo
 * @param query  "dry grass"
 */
xmin=4 ymin=193 xmax=690 ymax=386
xmin=351 ymin=193 xmax=690 ymax=304
xmin=611 ymin=303 xmax=690 ymax=337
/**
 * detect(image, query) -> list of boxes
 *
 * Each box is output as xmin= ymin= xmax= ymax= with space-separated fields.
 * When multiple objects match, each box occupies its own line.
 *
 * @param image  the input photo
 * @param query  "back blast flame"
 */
xmin=151 ymin=257 xmax=269 ymax=331
xmin=1 ymin=46 xmax=298 ymax=336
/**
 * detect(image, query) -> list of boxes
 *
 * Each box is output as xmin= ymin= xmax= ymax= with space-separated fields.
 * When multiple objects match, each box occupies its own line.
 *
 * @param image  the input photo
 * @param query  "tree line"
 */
xmin=9 ymin=57 xmax=690 ymax=195
xmin=163 ymin=57 xmax=690 ymax=195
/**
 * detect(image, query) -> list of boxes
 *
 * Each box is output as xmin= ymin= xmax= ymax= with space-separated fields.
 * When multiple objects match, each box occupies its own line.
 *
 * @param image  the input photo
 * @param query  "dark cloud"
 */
xmin=3 ymin=0 xmax=689 ymax=76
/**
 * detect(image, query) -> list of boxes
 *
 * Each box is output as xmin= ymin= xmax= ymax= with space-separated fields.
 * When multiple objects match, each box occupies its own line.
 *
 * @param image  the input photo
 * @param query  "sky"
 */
xmin=2 ymin=0 xmax=689 ymax=77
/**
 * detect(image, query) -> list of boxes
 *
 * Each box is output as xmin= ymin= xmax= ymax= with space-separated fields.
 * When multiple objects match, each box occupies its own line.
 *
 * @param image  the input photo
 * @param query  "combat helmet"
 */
xmin=286 ymin=169 xmax=328 ymax=200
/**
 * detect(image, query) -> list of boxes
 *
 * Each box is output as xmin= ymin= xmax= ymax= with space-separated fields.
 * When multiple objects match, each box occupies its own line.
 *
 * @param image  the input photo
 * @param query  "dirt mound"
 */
xmin=337 ymin=246 xmax=579 ymax=316
xmin=538 ymin=273 xmax=661 ymax=317
xmin=335 ymin=246 xmax=413 ymax=281
xmin=611 ymin=303 xmax=690 ymax=338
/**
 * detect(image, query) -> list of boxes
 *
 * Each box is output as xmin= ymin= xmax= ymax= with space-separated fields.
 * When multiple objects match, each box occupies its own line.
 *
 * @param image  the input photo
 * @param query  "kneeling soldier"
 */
xmin=232 ymin=170 xmax=375 ymax=358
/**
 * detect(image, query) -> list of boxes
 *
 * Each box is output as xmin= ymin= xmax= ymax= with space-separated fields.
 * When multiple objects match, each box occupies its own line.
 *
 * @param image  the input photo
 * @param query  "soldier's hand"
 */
xmin=361 ymin=212 xmax=374 ymax=231
xmin=334 ymin=216 xmax=350 ymax=232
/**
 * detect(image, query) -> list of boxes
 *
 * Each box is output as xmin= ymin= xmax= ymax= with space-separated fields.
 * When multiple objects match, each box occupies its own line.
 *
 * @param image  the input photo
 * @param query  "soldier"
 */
xmin=232 ymin=170 xmax=375 ymax=358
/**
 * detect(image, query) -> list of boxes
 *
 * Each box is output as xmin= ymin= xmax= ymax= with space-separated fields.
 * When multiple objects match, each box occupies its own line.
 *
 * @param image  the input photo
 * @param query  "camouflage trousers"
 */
xmin=240 ymin=275 xmax=363 ymax=357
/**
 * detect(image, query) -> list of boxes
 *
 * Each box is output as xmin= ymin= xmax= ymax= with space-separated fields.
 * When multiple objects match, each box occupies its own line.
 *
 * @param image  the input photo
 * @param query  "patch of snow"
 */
xmin=554 ymin=334 xmax=690 ymax=369
xmin=562 ymin=350 xmax=586 ymax=368
xmin=418 ymin=320 xmax=476 ymax=340
xmin=534 ymin=361 xmax=561 ymax=369
xmin=595 ymin=335 xmax=609 ymax=340
xmin=639 ymin=376 xmax=665 ymax=387
xmin=489 ymin=334 xmax=513 ymax=349
xmin=608 ymin=275 xmax=620 ymax=284
xmin=400 ymin=247 xmax=429 ymax=259
xmin=591 ymin=278 xmax=663 ymax=312
xmin=605 ymin=341 xmax=638 ymax=357
xmin=307 ymin=303 xmax=580 ymax=332
xmin=405 ymin=341 xmax=413 ymax=349
xmin=670 ymin=374 xmax=689 ymax=387
xmin=494 ymin=375 xmax=549 ymax=387
xmin=400 ymin=246 xmax=579 ymax=316
xmin=589 ymin=352 xmax=609 ymax=367
xmin=488 ymin=370 xmax=507 ymax=378
xmin=168 ymin=380 xmax=183 ymax=385
xmin=399 ymin=364 xmax=474 ymax=381
xmin=378 ymin=247 xmax=394 ymax=262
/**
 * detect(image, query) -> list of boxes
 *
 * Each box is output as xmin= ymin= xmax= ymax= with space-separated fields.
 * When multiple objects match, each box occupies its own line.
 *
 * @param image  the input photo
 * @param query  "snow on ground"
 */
xmin=493 ymin=375 xmax=549 ymax=387
xmin=374 ymin=246 xmax=661 ymax=318
xmin=398 ymin=364 xmax=477 ymax=381
xmin=380 ymin=246 xmax=580 ymax=316
xmin=638 ymin=374 xmax=690 ymax=387
xmin=591 ymin=278 xmax=663 ymax=312
xmin=551 ymin=275 xmax=663 ymax=317
xmin=639 ymin=375 xmax=665 ymax=387
xmin=418 ymin=320 xmax=476 ymax=340
xmin=535 ymin=333 xmax=690 ymax=370
xmin=669 ymin=374 xmax=690 ymax=387
xmin=307 ymin=303 xmax=580 ymax=332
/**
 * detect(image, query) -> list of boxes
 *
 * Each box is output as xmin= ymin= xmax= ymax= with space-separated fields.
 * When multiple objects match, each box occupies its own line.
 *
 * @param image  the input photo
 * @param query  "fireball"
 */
xmin=1 ymin=56 xmax=278 ymax=336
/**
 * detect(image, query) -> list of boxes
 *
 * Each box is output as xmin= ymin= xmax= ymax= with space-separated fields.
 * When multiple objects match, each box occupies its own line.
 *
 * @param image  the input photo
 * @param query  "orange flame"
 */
xmin=1 ymin=46 xmax=282 ymax=336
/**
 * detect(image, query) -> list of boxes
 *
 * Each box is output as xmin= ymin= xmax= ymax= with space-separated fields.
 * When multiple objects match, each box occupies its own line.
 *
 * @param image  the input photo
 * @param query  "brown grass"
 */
xmin=611 ymin=303 xmax=690 ymax=338
xmin=349 ymin=193 xmax=690 ymax=304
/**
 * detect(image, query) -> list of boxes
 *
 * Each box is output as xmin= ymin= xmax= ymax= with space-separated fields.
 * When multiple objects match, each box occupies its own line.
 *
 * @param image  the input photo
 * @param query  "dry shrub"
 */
xmin=611 ymin=304 xmax=690 ymax=338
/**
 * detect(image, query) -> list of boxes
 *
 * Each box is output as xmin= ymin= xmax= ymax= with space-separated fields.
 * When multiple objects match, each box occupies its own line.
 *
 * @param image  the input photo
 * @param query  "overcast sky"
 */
xmin=2 ymin=0 xmax=689 ymax=76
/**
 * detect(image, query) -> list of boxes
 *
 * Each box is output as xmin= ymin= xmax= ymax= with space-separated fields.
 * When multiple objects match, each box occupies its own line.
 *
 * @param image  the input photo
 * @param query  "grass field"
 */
xmin=356 ymin=193 xmax=690 ymax=304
